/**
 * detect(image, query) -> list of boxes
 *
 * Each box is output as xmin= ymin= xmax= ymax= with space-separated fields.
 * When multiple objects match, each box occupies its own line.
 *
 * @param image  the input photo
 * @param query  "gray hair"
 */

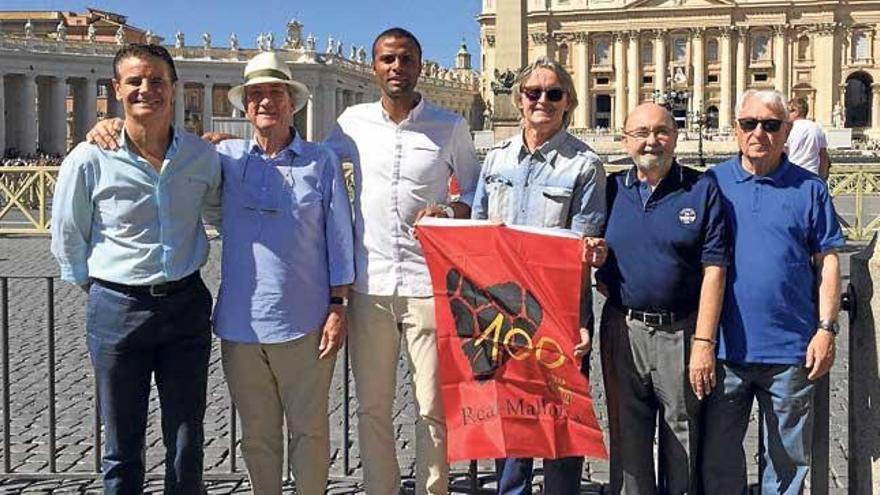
xmin=735 ymin=89 xmax=788 ymax=120
xmin=511 ymin=57 xmax=579 ymax=128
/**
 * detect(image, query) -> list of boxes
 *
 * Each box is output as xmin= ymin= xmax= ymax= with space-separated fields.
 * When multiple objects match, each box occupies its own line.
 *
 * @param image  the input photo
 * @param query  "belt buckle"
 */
xmin=149 ymin=283 xmax=170 ymax=297
xmin=644 ymin=312 xmax=662 ymax=326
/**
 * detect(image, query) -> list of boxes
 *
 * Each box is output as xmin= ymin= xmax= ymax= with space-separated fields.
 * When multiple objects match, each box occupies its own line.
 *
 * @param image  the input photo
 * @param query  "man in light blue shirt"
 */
xmin=51 ymin=44 xmax=221 ymax=494
xmin=212 ymin=52 xmax=354 ymax=494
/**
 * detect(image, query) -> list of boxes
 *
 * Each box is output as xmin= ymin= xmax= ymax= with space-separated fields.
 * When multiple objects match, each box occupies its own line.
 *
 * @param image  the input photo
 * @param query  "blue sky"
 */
xmin=9 ymin=0 xmax=483 ymax=68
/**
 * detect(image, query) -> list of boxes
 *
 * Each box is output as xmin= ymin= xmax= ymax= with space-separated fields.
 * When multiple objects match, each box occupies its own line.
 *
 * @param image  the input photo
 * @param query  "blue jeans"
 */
xmin=495 ymin=457 xmax=584 ymax=495
xmin=701 ymin=360 xmax=815 ymax=495
xmin=87 ymin=276 xmax=212 ymax=494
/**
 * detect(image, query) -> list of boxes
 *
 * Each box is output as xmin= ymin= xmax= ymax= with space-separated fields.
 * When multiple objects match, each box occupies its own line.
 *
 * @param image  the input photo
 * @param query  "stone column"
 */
xmin=773 ymin=25 xmax=789 ymax=93
xmin=735 ymin=27 xmax=748 ymax=112
xmin=19 ymin=73 xmax=37 ymax=155
xmin=614 ymin=32 xmax=627 ymax=131
xmin=813 ymin=23 xmax=842 ymax=126
xmin=574 ymin=34 xmax=591 ymax=128
xmin=84 ymin=77 xmax=98 ymax=139
xmin=175 ymin=82 xmax=186 ymax=129
xmin=0 ymin=73 xmax=5 ymax=156
xmin=335 ymin=88 xmax=344 ymax=117
xmin=202 ymin=82 xmax=214 ymax=133
xmin=692 ymin=28 xmax=705 ymax=115
xmin=719 ymin=28 xmax=733 ymax=130
xmin=872 ymin=84 xmax=880 ymax=131
xmin=654 ymin=30 xmax=667 ymax=94
xmin=627 ymin=31 xmax=640 ymax=113
xmin=306 ymin=91 xmax=316 ymax=141
xmin=39 ymin=76 xmax=67 ymax=154
xmin=848 ymin=237 xmax=880 ymax=494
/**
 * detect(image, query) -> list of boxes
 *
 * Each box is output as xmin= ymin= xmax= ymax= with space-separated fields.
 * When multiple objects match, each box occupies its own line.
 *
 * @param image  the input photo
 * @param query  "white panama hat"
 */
xmin=227 ymin=51 xmax=310 ymax=114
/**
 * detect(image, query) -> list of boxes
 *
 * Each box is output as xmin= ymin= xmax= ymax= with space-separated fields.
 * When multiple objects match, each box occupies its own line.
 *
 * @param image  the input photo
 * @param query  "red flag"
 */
xmin=416 ymin=218 xmax=607 ymax=462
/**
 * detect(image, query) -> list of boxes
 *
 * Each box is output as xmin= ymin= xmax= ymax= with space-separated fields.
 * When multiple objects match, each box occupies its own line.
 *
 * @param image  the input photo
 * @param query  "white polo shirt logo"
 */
xmin=678 ymin=208 xmax=697 ymax=225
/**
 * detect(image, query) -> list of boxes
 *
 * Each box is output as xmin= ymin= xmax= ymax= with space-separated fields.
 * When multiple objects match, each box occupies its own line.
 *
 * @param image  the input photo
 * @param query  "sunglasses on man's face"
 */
xmin=521 ymin=87 xmax=566 ymax=102
xmin=737 ymin=118 xmax=785 ymax=133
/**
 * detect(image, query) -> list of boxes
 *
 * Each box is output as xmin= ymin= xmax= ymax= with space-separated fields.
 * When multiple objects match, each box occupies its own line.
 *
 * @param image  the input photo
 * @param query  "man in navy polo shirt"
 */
xmin=702 ymin=89 xmax=843 ymax=494
xmin=596 ymin=102 xmax=728 ymax=494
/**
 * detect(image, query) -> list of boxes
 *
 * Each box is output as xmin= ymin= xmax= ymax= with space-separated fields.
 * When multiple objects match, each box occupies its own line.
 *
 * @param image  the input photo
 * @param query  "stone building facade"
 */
xmin=0 ymin=10 xmax=483 ymax=155
xmin=478 ymin=0 xmax=880 ymax=138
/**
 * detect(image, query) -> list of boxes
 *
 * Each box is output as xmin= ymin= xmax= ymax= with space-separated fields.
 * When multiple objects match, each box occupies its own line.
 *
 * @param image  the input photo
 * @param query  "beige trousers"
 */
xmin=221 ymin=331 xmax=335 ymax=495
xmin=348 ymin=291 xmax=448 ymax=495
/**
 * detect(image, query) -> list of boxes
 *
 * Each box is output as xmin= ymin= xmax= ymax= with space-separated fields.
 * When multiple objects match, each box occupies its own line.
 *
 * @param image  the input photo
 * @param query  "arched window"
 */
xmin=557 ymin=43 xmax=570 ymax=66
xmin=797 ymin=35 xmax=810 ymax=61
xmin=853 ymin=31 xmax=870 ymax=61
xmin=594 ymin=39 xmax=611 ymax=65
xmin=641 ymin=41 xmax=654 ymax=64
xmin=751 ymin=33 xmax=770 ymax=61
xmin=706 ymin=38 xmax=719 ymax=62
xmin=673 ymin=37 xmax=687 ymax=63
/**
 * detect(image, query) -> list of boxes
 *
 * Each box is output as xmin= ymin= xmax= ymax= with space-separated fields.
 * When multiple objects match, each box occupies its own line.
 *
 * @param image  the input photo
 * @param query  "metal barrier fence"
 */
xmin=4 ymin=163 xmax=880 ymax=240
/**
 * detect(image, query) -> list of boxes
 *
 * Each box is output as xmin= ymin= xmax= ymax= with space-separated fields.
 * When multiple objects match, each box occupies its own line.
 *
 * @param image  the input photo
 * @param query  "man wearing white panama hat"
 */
xmin=86 ymin=50 xmax=354 ymax=495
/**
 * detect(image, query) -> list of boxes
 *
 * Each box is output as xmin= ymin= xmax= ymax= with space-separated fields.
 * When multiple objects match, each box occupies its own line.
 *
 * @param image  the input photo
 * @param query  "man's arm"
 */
xmin=50 ymin=147 xmax=95 ymax=289
xmin=818 ymin=147 xmax=830 ymax=181
xmin=318 ymin=148 xmax=355 ymax=359
xmin=689 ymin=264 xmax=726 ymax=400
xmin=201 ymin=151 xmax=223 ymax=231
xmin=805 ymin=250 xmax=840 ymax=380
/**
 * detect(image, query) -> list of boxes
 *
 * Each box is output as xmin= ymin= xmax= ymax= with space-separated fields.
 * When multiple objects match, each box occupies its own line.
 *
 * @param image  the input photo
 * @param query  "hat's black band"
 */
xmin=246 ymin=68 xmax=290 ymax=82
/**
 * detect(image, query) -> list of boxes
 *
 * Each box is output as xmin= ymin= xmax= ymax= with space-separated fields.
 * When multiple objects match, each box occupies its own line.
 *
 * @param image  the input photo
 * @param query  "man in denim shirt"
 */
xmin=472 ymin=57 xmax=606 ymax=495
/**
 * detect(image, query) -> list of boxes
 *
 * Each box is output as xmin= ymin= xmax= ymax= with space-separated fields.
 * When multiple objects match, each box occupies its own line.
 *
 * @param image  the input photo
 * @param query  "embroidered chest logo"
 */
xmin=678 ymin=208 xmax=697 ymax=225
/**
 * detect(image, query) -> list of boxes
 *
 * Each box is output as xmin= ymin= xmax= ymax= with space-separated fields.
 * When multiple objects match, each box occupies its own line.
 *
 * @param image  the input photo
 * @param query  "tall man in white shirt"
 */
xmin=324 ymin=27 xmax=480 ymax=495
xmin=786 ymin=97 xmax=830 ymax=179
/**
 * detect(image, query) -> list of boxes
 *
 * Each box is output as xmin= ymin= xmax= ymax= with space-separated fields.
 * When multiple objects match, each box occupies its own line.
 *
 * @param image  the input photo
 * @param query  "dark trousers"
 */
xmin=86 ymin=276 xmax=212 ymax=494
xmin=495 ymin=457 xmax=584 ymax=494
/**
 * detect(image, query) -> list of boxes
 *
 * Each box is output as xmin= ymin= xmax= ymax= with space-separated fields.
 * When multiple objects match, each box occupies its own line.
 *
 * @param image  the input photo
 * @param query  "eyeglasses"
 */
xmin=624 ymin=128 xmax=674 ymax=141
xmin=521 ymin=87 xmax=566 ymax=102
xmin=737 ymin=118 xmax=785 ymax=133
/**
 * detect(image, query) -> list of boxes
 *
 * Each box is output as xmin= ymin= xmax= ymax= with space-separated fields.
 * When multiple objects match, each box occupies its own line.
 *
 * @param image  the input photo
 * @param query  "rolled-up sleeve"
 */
xmin=322 ymin=148 xmax=355 ymax=286
xmin=570 ymin=155 xmax=607 ymax=237
xmin=50 ymin=146 xmax=94 ymax=285
xmin=448 ymin=118 xmax=480 ymax=207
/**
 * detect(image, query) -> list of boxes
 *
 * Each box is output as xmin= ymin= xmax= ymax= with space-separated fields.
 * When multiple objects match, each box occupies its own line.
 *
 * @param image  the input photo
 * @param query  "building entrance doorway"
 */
xmin=845 ymin=71 xmax=873 ymax=128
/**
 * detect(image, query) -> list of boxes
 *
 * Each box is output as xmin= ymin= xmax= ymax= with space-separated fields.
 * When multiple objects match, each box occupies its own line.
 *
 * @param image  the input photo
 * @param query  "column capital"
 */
xmin=484 ymin=34 xmax=495 ymax=47
xmin=530 ymin=32 xmax=550 ymax=45
xmin=718 ymin=26 xmax=734 ymax=39
xmin=613 ymin=31 xmax=627 ymax=43
xmin=571 ymin=32 xmax=589 ymax=44
xmin=772 ymin=24 xmax=789 ymax=37
xmin=735 ymin=26 xmax=749 ymax=38
xmin=653 ymin=29 xmax=668 ymax=41
xmin=811 ymin=23 xmax=839 ymax=37
xmin=690 ymin=27 xmax=706 ymax=39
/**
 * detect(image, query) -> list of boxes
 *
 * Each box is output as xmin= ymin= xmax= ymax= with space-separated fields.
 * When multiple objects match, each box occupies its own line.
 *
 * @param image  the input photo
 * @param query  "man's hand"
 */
xmin=689 ymin=340 xmax=716 ymax=400
xmin=414 ymin=204 xmax=452 ymax=223
xmin=583 ymin=237 xmax=607 ymax=268
xmin=202 ymin=132 xmax=238 ymax=145
xmin=318 ymin=306 xmax=347 ymax=359
xmin=573 ymin=327 xmax=591 ymax=359
xmin=86 ymin=118 xmax=124 ymax=150
xmin=805 ymin=329 xmax=836 ymax=381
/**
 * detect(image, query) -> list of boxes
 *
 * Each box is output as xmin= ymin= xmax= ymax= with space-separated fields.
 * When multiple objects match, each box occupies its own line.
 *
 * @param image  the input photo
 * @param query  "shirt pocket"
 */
xmin=485 ymin=175 xmax=514 ymax=222
xmin=540 ymin=185 xmax=574 ymax=229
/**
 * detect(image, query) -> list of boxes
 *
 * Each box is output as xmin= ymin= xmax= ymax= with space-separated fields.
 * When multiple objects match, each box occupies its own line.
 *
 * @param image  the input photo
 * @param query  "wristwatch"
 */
xmin=438 ymin=204 xmax=455 ymax=218
xmin=330 ymin=296 xmax=349 ymax=307
xmin=817 ymin=319 xmax=839 ymax=336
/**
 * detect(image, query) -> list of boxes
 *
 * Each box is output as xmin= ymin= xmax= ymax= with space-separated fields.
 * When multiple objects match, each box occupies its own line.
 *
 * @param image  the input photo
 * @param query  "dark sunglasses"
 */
xmin=737 ymin=118 xmax=785 ymax=133
xmin=521 ymin=87 xmax=566 ymax=102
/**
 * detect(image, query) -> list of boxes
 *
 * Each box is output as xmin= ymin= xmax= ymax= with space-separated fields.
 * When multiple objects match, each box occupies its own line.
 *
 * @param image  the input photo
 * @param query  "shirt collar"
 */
xmin=248 ymin=128 xmax=302 ymax=158
xmin=118 ymin=125 xmax=180 ymax=161
xmin=733 ymin=153 xmax=791 ymax=183
xmin=623 ymin=159 xmax=683 ymax=189
xmin=378 ymin=94 xmax=425 ymax=124
xmin=516 ymin=127 xmax=568 ymax=163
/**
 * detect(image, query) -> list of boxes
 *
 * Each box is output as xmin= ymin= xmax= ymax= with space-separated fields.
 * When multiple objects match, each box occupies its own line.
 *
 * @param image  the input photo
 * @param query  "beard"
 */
xmin=634 ymin=152 xmax=666 ymax=171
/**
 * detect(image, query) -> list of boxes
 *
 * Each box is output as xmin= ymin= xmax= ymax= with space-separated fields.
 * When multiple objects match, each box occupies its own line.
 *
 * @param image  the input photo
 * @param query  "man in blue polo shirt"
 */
xmin=596 ymin=102 xmax=728 ymax=494
xmin=702 ymin=89 xmax=843 ymax=494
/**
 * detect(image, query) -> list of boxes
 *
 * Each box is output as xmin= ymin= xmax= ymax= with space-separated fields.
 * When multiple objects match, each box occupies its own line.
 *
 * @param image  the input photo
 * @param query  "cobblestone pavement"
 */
xmin=0 ymin=237 xmax=858 ymax=493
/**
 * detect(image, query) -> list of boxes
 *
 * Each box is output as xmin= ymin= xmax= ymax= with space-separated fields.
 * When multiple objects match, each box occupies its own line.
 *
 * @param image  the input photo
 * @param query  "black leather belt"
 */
xmin=92 ymin=271 xmax=200 ymax=297
xmin=619 ymin=305 xmax=686 ymax=326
